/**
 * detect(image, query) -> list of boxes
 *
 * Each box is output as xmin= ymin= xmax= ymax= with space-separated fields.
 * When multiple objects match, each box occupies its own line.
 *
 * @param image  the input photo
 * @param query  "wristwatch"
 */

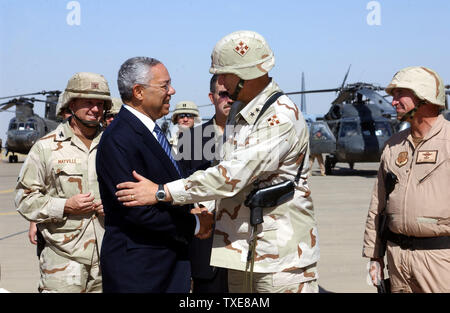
xmin=155 ymin=184 xmax=166 ymax=202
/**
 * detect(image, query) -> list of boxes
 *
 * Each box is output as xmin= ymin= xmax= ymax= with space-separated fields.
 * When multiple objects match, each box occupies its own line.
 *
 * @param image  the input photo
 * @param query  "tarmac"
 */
xmin=0 ymin=153 xmax=379 ymax=293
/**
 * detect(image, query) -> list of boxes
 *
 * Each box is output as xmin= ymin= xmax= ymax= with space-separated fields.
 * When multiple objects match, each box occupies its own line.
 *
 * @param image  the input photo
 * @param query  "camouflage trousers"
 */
xmin=227 ymin=263 xmax=319 ymax=293
xmin=38 ymin=246 xmax=102 ymax=293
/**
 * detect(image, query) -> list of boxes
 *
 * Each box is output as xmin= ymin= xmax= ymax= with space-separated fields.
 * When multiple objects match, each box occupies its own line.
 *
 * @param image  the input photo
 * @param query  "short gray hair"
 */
xmin=117 ymin=56 xmax=161 ymax=102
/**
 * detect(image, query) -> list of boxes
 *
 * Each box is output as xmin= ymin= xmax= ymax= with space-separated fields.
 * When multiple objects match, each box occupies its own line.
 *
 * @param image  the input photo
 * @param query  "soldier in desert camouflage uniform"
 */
xmin=116 ymin=30 xmax=320 ymax=293
xmin=104 ymin=97 xmax=122 ymax=127
xmin=16 ymin=72 xmax=112 ymax=292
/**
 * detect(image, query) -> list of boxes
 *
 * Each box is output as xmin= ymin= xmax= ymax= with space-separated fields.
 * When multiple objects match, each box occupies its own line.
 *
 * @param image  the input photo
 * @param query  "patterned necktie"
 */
xmin=153 ymin=124 xmax=182 ymax=176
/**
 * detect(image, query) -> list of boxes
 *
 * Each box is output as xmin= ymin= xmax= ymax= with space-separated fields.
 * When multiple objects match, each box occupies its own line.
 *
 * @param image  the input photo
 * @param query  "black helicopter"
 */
xmin=443 ymin=85 xmax=450 ymax=121
xmin=288 ymin=67 xmax=399 ymax=175
xmin=0 ymin=91 xmax=61 ymax=163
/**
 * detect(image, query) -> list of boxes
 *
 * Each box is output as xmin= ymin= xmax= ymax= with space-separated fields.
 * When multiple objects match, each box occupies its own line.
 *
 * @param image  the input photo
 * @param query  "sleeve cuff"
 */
xmin=49 ymin=198 xmax=66 ymax=220
xmin=167 ymin=179 xmax=192 ymax=205
xmin=194 ymin=214 xmax=200 ymax=235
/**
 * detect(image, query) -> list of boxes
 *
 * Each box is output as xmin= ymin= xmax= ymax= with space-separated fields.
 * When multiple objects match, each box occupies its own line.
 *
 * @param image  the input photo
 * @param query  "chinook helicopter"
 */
xmin=288 ymin=67 xmax=399 ymax=175
xmin=0 ymin=91 xmax=61 ymax=163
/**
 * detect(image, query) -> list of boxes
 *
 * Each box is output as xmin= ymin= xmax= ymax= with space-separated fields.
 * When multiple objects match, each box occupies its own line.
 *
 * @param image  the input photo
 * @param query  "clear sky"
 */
xmin=1 ymin=0 xmax=449 ymax=144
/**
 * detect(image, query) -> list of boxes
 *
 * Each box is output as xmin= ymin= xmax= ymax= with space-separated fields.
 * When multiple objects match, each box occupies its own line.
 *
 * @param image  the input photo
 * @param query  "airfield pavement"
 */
xmin=0 ymin=153 xmax=380 ymax=293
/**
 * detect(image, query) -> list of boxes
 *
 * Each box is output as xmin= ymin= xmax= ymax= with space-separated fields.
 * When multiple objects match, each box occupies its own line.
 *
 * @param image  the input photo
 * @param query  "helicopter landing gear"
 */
xmin=9 ymin=155 xmax=18 ymax=163
xmin=325 ymin=155 xmax=336 ymax=175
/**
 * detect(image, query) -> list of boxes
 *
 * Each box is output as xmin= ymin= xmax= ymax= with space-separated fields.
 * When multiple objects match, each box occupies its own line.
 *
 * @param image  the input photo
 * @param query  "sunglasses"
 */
xmin=178 ymin=113 xmax=194 ymax=119
xmin=218 ymin=91 xmax=231 ymax=98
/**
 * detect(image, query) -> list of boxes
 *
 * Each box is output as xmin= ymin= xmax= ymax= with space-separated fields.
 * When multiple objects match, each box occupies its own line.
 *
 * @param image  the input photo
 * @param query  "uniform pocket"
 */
xmin=52 ymin=164 xmax=84 ymax=197
xmin=418 ymin=159 xmax=448 ymax=184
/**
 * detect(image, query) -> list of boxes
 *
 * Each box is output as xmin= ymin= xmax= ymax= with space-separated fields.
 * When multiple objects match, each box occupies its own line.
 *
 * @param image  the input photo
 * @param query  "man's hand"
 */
xmin=191 ymin=207 xmax=214 ymax=239
xmin=93 ymin=200 xmax=104 ymax=217
xmin=116 ymin=171 xmax=163 ymax=206
xmin=64 ymin=193 xmax=96 ymax=215
xmin=28 ymin=222 xmax=38 ymax=245
xmin=369 ymin=257 xmax=385 ymax=287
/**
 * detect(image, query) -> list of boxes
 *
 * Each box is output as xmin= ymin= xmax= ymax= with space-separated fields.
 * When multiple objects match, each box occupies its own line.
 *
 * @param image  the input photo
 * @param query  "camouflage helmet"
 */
xmin=385 ymin=66 xmax=445 ymax=106
xmin=55 ymin=93 xmax=67 ymax=118
xmin=171 ymin=100 xmax=201 ymax=123
xmin=209 ymin=30 xmax=275 ymax=80
xmin=60 ymin=72 xmax=112 ymax=113
xmin=107 ymin=97 xmax=123 ymax=115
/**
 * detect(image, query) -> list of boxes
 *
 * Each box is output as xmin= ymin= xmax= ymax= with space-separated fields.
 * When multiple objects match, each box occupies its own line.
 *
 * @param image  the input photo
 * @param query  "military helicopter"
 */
xmin=288 ymin=66 xmax=398 ymax=175
xmin=443 ymin=85 xmax=450 ymax=121
xmin=0 ymin=91 xmax=61 ymax=163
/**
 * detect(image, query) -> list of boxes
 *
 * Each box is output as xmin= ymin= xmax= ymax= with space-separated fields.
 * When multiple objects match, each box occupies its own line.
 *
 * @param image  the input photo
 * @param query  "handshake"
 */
xmin=191 ymin=206 xmax=214 ymax=239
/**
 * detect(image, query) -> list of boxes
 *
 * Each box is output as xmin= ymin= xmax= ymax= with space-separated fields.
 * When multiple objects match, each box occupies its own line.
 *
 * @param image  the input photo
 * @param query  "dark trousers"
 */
xmin=192 ymin=267 xmax=228 ymax=293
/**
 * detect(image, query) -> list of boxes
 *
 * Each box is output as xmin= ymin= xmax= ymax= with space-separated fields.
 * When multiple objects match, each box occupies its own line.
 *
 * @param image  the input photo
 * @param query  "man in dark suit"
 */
xmin=178 ymin=75 xmax=232 ymax=293
xmin=96 ymin=56 xmax=213 ymax=293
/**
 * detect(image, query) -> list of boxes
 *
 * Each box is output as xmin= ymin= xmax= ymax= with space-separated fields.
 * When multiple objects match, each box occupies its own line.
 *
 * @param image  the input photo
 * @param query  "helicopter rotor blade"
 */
xmin=0 ymin=98 xmax=20 ymax=111
xmin=285 ymin=88 xmax=340 ymax=95
xmin=340 ymin=64 xmax=352 ymax=91
xmin=0 ymin=90 xmax=61 ymax=101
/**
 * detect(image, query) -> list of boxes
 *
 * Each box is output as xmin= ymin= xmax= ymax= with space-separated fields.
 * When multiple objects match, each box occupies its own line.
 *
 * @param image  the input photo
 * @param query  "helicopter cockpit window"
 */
xmin=25 ymin=122 xmax=36 ymax=130
xmin=374 ymin=122 xmax=391 ymax=137
xmin=18 ymin=123 xmax=25 ymax=130
xmin=340 ymin=122 xmax=358 ymax=137
xmin=311 ymin=124 xmax=332 ymax=140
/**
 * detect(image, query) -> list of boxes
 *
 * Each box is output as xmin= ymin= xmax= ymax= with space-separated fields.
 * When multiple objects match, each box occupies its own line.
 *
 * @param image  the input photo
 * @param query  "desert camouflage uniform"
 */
xmin=16 ymin=121 xmax=104 ymax=292
xmin=168 ymin=80 xmax=320 ymax=288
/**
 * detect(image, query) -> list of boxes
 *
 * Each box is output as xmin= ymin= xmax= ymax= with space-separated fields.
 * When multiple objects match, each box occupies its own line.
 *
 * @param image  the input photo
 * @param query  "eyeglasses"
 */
xmin=140 ymin=80 xmax=172 ymax=92
xmin=177 ymin=113 xmax=194 ymax=119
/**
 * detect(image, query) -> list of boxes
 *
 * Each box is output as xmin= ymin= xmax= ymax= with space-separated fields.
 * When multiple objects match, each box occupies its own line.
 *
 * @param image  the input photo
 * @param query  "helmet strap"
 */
xmin=399 ymin=99 xmax=426 ymax=122
xmin=230 ymin=79 xmax=245 ymax=101
xmin=70 ymin=110 xmax=100 ymax=128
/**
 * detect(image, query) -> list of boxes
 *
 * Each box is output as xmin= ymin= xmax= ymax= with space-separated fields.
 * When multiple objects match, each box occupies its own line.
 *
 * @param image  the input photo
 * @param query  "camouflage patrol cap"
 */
xmin=209 ymin=30 xmax=275 ymax=80
xmin=108 ymin=97 xmax=123 ymax=115
xmin=386 ymin=66 xmax=445 ymax=106
xmin=60 ymin=72 xmax=112 ymax=112
xmin=171 ymin=100 xmax=201 ymax=123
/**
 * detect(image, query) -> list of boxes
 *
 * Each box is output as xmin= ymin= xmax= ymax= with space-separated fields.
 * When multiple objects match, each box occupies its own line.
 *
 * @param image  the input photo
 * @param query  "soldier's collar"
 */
xmin=54 ymin=121 xmax=72 ymax=141
xmin=239 ymin=80 xmax=279 ymax=125
xmin=58 ymin=120 xmax=102 ymax=144
xmin=406 ymin=114 xmax=444 ymax=145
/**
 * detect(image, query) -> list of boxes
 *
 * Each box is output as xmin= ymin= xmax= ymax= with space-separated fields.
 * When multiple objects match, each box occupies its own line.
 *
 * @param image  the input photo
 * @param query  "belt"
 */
xmin=387 ymin=230 xmax=450 ymax=250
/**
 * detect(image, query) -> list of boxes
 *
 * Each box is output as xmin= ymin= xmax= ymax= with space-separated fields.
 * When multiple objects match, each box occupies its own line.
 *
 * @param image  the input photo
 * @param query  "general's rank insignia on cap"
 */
xmin=234 ymin=41 xmax=250 ymax=57
xmin=91 ymin=82 xmax=99 ymax=89
xmin=416 ymin=150 xmax=438 ymax=164
xmin=395 ymin=151 xmax=408 ymax=167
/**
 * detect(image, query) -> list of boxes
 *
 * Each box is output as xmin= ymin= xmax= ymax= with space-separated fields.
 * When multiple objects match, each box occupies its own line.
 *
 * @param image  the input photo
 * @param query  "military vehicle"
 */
xmin=0 ymin=91 xmax=61 ymax=163
xmin=288 ymin=67 xmax=399 ymax=175
xmin=443 ymin=85 xmax=450 ymax=121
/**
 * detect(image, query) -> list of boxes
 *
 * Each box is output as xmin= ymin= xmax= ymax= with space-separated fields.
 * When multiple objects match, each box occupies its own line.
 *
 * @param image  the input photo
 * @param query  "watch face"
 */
xmin=156 ymin=190 xmax=165 ymax=201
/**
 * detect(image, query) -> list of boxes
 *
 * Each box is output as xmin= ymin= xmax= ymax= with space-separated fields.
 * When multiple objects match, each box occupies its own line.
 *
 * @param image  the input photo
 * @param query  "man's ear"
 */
xmin=68 ymin=99 xmax=76 ymax=112
xmin=208 ymin=92 xmax=214 ymax=104
xmin=132 ymin=84 xmax=145 ymax=101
